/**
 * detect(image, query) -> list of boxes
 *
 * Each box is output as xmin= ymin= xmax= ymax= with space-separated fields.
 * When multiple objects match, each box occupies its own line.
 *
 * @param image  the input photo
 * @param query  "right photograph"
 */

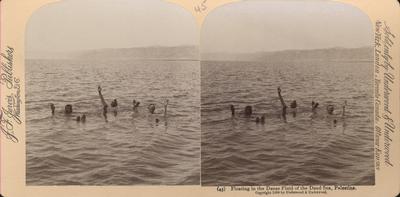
xmin=200 ymin=0 xmax=374 ymax=186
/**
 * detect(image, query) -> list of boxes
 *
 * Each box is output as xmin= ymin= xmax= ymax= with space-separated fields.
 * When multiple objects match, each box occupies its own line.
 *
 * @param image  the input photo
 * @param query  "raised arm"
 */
xmin=277 ymin=87 xmax=287 ymax=108
xmin=98 ymin=86 xmax=108 ymax=107
xmin=278 ymin=87 xmax=287 ymax=119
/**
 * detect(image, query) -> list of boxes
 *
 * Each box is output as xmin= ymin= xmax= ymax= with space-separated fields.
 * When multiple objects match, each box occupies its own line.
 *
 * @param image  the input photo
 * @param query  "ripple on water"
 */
xmin=26 ymin=59 xmax=200 ymax=185
xmin=201 ymin=60 xmax=374 ymax=186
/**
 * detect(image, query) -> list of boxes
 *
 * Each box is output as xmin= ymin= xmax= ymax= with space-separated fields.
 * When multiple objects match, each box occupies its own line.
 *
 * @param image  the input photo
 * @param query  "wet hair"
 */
xmin=244 ymin=106 xmax=252 ymax=117
xmin=290 ymin=100 xmax=297 ymax=108
xmin=155 ymin=118 xmax=160 ymax=123
xmin=65 ymin=104 xmax=73 ymax=114
xmin=111 ymin=99 xmax=118 ymax=107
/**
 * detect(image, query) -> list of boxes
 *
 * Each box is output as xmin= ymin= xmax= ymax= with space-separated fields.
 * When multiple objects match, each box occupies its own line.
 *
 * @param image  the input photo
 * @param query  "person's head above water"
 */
xmin=64 ymin=104 xmax=73 ymax=114
xmin=244 ymin=106 xmax=252 ymax=117
xmin=81 ymin=114 xmax=86 ymax=122
xmin=111 ymin=99 xmax=118 ymax=107
xmin=327 ymin=104 xmax=335 ymax=115
xmin=290 ymin=100 xmax=297 ymax=108
xmin=148 ymin=104 xmax=156 ymax=114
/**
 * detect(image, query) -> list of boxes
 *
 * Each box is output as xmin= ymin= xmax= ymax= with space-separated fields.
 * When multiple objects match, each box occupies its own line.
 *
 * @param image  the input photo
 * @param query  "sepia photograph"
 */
xmin=201 ymin=0 xmax=375 ymax=186
xmin=25 ymin=0 xmax=200 ymax=185
xmin=1 ymin=0 xmax=399 ymax=196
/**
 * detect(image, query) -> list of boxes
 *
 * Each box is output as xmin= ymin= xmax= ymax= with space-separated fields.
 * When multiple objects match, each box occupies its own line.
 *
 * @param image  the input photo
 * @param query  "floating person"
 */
xmin=111 ymin=99 xmax=118 ymax=108
xmin=76 ymin=116 xmax=81 ymax=122
xmin=244 ymin=106 xmax=252 ymax=117
xmin=325 ymin=101 xmax=347 ymax=127
xmin=255 ymin=115 xmax=266 ymax=124
xmin=254 ymin=115 xmax=266 ymax=124
xmin=50 ymin=103 xmax=55 ymax=115
xmin=98 ymin=85 xmax=108 ymax=121
xmin=326 ymin=101 xmax=347 ymax=116
xmin=65 ymin=104 xmax=73 ymax=115
xmin=230 ymin=105 xmax=235 ymax=116
xmin=133 ymin=100 xmax=140 ymax=111
xmin=326 ymin=104 xmax=335 ymax=115
xmin=277 ymin=87 xmax=287 ymax=121
xmin=148 ymin=104 xmax=156 ymax=114
xmin=155 ymin=118 xmax=160 ymax=124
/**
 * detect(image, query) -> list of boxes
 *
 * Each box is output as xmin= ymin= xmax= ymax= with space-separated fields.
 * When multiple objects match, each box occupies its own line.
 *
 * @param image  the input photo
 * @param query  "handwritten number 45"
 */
xmin=194 ymin=0 xmax=207 ymax=13
xmin=217 ymin=186 xmax=226 ymax=192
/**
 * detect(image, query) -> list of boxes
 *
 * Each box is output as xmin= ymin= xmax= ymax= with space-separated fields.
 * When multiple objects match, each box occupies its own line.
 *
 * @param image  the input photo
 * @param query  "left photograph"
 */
xmin=25 ymin=0 xmax=200 ymax=185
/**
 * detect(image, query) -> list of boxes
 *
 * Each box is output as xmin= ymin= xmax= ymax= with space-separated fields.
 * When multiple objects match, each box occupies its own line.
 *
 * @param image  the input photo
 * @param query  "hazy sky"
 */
xmin=26 ymin=0 xmax=198 ymax=56
xmin=27 ymin=0 xmax=374 ymax=57
xmin=201 ymin=0 xmax=374 ymax=53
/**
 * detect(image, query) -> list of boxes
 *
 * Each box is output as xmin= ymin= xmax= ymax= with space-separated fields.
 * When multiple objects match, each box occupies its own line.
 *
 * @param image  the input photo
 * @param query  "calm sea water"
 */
xmin=201 ymin=60 xmax=374 ymax=186
xmin=26 ymin=59 xmax=200 ymax=185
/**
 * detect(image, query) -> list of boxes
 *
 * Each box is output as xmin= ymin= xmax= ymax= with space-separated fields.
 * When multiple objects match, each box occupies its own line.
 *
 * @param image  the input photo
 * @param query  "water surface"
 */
xmin=26 ymin=59 xmax=200 ymax=185
xmin=201 ymin=60 xmax=374 ymax=186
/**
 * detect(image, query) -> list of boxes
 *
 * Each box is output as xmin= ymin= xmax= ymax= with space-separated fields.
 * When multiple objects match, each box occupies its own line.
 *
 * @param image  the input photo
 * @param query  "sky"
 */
xmin=26 ymin=0 xmax=198 ymax=58
xmin=26 ymin=0 xmax=374 ymax=57
xmin=201 ymin=0 xmax=374 ymax=53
